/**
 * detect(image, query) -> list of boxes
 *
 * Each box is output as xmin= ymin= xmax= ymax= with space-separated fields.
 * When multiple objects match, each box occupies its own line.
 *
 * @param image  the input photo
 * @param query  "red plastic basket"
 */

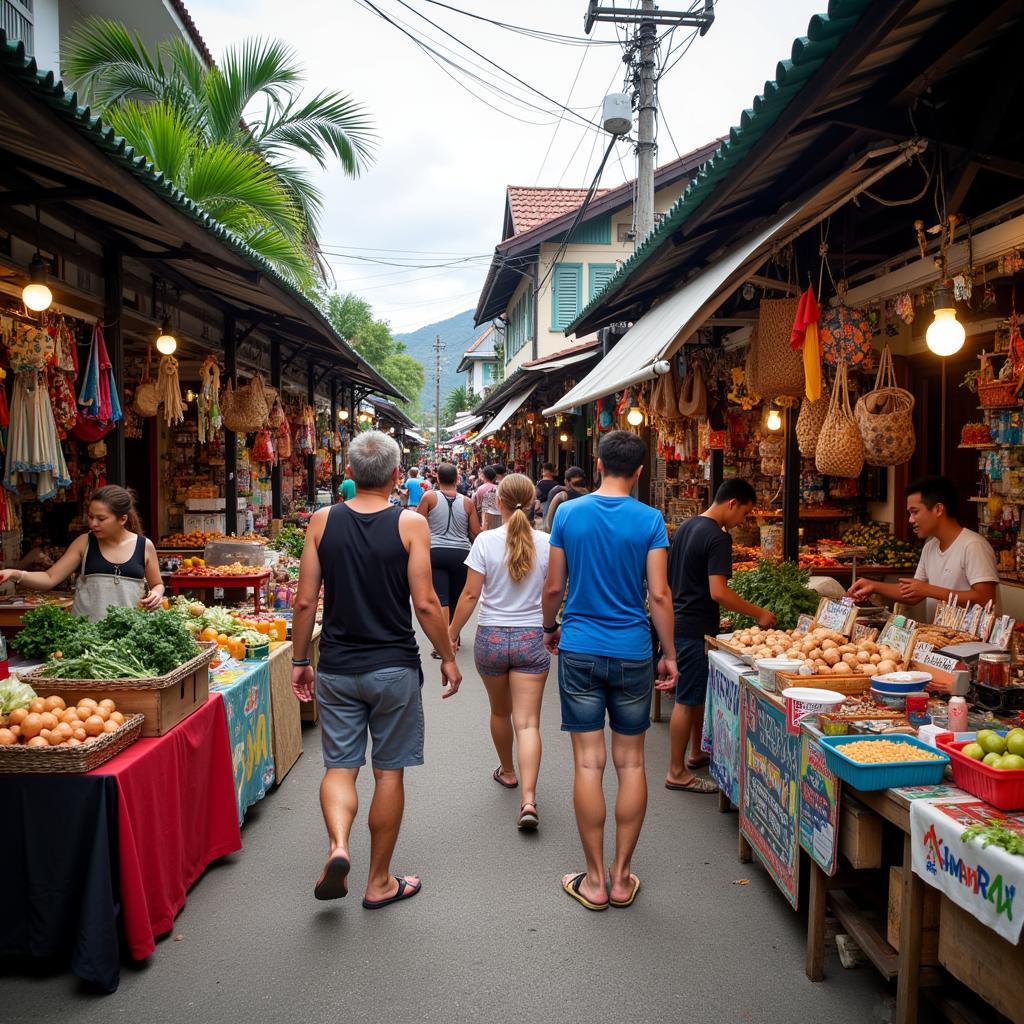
xmin=935 ymin=732 xmax=1024 ymax=811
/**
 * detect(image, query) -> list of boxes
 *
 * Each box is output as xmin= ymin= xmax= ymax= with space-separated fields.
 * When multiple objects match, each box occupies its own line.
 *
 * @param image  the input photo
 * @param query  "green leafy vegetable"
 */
xmin=728 ymin=559 xmax=821 ymax=631
xmin=961 ymin=821 xmax=1024 ymax=857
xmin=0 ymin=675 xmax=36 ymax=714
xmin=14 ymin=604 xmax=89 ymax=660
xmin=269 ymin=525 xmax=305 ymax=559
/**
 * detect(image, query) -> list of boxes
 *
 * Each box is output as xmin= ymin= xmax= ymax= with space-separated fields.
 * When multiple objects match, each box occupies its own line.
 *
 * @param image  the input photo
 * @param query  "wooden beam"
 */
xmin=0 ymin=185 xmax=110 ymax=205
xmin=223 ymin=315 xmax=238 ymax=537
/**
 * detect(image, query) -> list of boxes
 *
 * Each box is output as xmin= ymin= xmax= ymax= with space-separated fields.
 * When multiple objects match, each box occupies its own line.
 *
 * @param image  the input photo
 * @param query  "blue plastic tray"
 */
xmin=819 ymin=734 xmax=949 ymax=791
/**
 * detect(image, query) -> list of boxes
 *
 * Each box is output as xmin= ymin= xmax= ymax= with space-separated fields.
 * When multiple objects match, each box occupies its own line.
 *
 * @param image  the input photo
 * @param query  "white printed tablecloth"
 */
xmin=910 ymin=798 xmax=1024 ymax=944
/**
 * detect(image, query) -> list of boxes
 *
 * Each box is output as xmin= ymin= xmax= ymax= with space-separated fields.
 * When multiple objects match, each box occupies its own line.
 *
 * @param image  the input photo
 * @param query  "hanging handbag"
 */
xmin=221 ymin=374 xmax=271 ymax=434
xmin=650 ymin=362 xmax=682 ymax=423
xmin=815 ymin=362 xmax=864 ymax=478
xmin=796 ymin=394 xmax=829 ymax=457
xmin=748 ymin=298 xmax=805 ymax=398
xmin=854 ymin=344 xmax=915 ymax=467
xmin=678 ymin=362 xmax=708 ymax=419
xmin=819 ymin=303 xmax=874 ymax=367
xmin=133 ymin=348 xmax=159 ymax=418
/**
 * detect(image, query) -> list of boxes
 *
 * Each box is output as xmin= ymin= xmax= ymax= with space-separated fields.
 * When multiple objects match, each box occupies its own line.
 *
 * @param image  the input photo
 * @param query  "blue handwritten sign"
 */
xmin=703 ymin=651 xmax=743 ymax=804
xmin=799 ymin=735 xmax=840 ymax=876
xmin=740 ymin=680 xmax=801 ymax=909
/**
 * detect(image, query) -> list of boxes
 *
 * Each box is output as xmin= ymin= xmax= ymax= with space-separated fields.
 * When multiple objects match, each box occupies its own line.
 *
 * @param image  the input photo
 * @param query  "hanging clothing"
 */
xmin=4 ymin=369 xmax=72 ymax=501
xmin=7 ymin=323 xmax=53 ymax=372
xmin=790 ymin=286 xmax=822 ymax=402
xmin=48 ymin=318 xmax=78 ymax=439
xmin=73 ymin=323 xmax=122 ymax=441
xmin=71 ymin=534 xmax=148 ymax=622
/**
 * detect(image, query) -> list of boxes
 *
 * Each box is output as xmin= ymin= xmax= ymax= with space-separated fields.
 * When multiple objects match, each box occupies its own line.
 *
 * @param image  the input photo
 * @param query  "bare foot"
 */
xmin=365 ymin=873 xmax=420 ymax=904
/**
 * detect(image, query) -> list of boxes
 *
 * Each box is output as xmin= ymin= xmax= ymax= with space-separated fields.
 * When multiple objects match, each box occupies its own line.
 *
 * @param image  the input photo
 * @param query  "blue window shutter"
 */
xmin=588 ymin=263 xmax=617 ymax=301
xmin=551 ymin=263 xmax=582 ymax=330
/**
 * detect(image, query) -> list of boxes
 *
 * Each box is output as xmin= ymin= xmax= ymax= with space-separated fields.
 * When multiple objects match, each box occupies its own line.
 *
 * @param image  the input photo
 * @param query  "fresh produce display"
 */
xmin=840 ymin=522 xmax=919 ymax=566
xmin=174 ymin=561 xmax=267 ymax=578
xmin=17 ymin=606 xmax=201 ymax=679
xmin=269 ymin=524 xmax=306 ymax=559
xmin=0 ymin=687 xmax=129 ymax=747
xmin=725 ymin=625 xmax=908 ymax=677
xmin=800 ymin=554 xmax=840 ymax=569
xmin=727 ymin=560 xmax=821 ymax=631
xmin=172 ymin=598 xmax=284 ymax=650
xmin=160 ymin=531 xmax=267 ymax=548
xmin=838 ymin=739 xmax=945 ymax=763
xmin=961 ymin=820 xmax=1024 ymax=857
xmin=911 ymin=625 xmax=979 ymax=649
xmin=960 ymin=728 xmax=1024 ymax=771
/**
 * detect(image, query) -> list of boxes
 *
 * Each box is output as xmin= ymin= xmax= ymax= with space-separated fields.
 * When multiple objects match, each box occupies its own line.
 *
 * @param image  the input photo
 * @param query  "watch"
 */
xmin=543 ymin=623 xmax=559 ymax=634
xmin=291 ymin=658 xmax=311 ymax=667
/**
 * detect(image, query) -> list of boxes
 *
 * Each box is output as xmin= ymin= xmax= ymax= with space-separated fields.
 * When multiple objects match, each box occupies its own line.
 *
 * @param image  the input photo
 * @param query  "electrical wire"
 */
xmin=533 ymin=39 xmax=594 ymax=186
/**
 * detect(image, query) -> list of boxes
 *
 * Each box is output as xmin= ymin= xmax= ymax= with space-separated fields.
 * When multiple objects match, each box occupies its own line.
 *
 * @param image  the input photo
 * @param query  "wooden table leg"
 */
xmin=717 ymin=788 xmax=730 ymax=813
xmin=738 ymin=828 xmax=752 ymax=863
xmin=253 ymin=584 xmax=261 ymax=615
xmin=895 ymin=832 xmax=924 ymax=1024
xmin=806 ymin=860 xmax=827 ymax=982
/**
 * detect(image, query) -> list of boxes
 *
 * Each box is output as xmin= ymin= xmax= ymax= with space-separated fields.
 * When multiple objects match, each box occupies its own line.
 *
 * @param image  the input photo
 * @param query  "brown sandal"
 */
xmin=517 ymin=802 xmax=538 ymax=830
xmin=665 ymin=776 xmax=718 ymax=794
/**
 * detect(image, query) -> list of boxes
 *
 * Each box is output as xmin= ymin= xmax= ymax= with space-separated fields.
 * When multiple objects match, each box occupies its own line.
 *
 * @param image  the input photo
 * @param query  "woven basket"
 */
xmin=749 ymin=298 xmax=805 ymax=398
xmin=0 ymin=713 xmax=144 ymax=773
xmin=221 ymin=375 xmax=271 ymax=434
xmin=22 ymin=644 xmax=216 ymax=692
xmin=978 ymin=380 xmax=1020 ymax=408
xmin=854 ymin=345 xmax=915 ymax=467
xmin=816 ymin=362 xmax=865 ymax=478
xmin=796 ymin=394 xmax=829 ymax=457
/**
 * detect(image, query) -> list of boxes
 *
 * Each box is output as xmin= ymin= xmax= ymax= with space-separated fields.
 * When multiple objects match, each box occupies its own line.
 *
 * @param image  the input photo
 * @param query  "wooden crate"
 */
xmin=887 ymin=865 xmax=940 ymax=966
xmin=44 ymin=663 xmax=210 ymax=737
xmin=839 ymin=796 xmax=882 ymax=869
xmin=777 ymin=672 xmax=870 ymax=696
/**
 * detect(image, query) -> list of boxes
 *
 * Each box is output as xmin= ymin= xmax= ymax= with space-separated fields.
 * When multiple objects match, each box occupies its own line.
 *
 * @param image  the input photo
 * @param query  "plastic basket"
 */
xmin=780 ymin=687 xmax=844 ymax=734
xmin=819 ymin=734 xmax=949 ymax=791
xmin=935 ymin=732 xmax=1024 ymax=811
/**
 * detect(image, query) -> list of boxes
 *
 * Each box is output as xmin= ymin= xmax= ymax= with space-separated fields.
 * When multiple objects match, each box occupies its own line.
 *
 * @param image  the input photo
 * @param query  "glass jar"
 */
xmin=977 ymin=652 xmax=1011 ymax=688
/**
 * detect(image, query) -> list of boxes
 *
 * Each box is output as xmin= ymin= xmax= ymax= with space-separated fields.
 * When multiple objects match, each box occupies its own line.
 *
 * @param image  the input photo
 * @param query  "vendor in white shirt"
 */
xmin=848 ymin=476 xmax=999 ymax=622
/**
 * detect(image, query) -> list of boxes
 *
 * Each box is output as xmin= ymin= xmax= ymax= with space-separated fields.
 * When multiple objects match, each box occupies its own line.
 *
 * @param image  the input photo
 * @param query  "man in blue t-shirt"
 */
xmin=401 ymin=467 xmax=425 ymax=508
xmin=543 ymin=430 xmax=677 ymax=913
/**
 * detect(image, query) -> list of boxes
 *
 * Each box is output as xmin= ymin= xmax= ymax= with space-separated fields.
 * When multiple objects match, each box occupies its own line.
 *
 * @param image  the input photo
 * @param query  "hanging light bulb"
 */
xmin=155 ymin=317 xmax=177 ymax=355
xmin=22 ymin=252 xmax=52 ymax=312
xmin=184 ymin=389 xmax=197 ymax=403
xmin=626 ymin=406 xmax=644 ymax=427
xmin=926 ymin=283 xmax=965 ymax=357
xmin=766 ymin=406 xmax=782 ymax=432
xmin=338 ymin=408 xmax=349 ymax=421
xmin=559 ymin=432 xmax=569 ymax=443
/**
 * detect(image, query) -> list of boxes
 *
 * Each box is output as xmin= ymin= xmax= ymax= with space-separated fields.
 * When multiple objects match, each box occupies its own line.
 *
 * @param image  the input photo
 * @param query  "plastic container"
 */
xmin=870 ymin=671 xmax=933 ymax=694
xmin=819 ymin=734 xmax=949 ymax=790
xmin=977 ymin=653 xmax=1011 ymax=687
xmin=755 ymin=658 xmax=802 ymax=693
xmin=204 ymin=539 xmax=267 ymax=568
xmin=780 ymin=687 xmax=845 ymax=733
xmin=870 ymin=687 xmax=907 ymax=711
xmin=936 ymin=731 xmax=1024 ymax=810
xmin=948 ymin=695 xmax=969 ymax=732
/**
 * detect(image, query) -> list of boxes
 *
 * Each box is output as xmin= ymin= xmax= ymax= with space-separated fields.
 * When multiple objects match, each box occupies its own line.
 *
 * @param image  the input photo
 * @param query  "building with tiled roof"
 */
xmin=505 ymin=187 xmax=611 ymax=237
xmin=457 ymin=324 xmax=502 ymax=398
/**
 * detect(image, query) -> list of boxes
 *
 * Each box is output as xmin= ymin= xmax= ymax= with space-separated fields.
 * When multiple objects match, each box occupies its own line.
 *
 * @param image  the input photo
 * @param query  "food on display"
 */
xmin=726 ymin=625 xmax=908 ymax=677
xmin=727 ymin=560 xmax=821 ymax=631
xmin=911 ymin=625 xmax=979 ymax=649
xmin=173 ymin=598 xmax=286 ymax=647
xmin=0 ymin=685 xmax=129 ymax=748
xmin=160 ymin=531 xmax=268 ymax=548
xmin=961 ymin=729 xmax=1024 ymax=771
xmin=960 ymin=821 xmax=1024 ymax=856
xmin=269 ymin=524 xmax=306 ymax=559
xmin=839 ymin=522 xmax=919 ymax=566
xmin=838 ymin=739 xmax=945 ymax=763
xmin=174 ymin=561 xmax=267 ymax=578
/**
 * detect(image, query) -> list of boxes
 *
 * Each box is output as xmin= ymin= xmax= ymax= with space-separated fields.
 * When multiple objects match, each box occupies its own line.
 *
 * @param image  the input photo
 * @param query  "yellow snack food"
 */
xmin=839 ymin=740 xmax=944 ymax=764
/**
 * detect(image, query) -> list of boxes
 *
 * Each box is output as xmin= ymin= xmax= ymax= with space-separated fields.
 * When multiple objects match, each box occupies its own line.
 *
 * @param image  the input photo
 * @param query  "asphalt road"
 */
xmin=6 ymin=613 xmax=894 ymax=1023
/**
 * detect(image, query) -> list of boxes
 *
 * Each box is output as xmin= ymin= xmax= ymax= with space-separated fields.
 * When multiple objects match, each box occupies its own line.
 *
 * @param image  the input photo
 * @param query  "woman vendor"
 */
xmin=0 ymin=486 xmax=165 ymax=621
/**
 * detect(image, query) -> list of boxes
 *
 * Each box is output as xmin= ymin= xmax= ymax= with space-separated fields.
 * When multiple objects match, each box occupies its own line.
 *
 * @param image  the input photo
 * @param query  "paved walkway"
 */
xmin=7 ymin=614 xmax=893 ymax=1023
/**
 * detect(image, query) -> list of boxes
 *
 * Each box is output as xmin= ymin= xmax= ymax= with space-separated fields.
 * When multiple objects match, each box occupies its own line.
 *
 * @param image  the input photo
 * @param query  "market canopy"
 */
xmin=445 ymin=415 xmax=482 ymax=434
xmin=476 ymin=380 xmax=541 ymax=442
xmin=544 ymin=145 xmax=923 ymax=417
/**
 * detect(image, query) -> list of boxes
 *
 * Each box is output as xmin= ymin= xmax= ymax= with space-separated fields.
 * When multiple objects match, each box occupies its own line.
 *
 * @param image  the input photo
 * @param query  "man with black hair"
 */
xmin=665 ymin=479 xmax=775 ymax=794
xmin=544 ymin=466 xmax=588 ymax=531
xmin=543 ymin=430 xmax=677 ymax=912
xmin=849 ymin=475 xmax=998 ymax=621
xmin=535 ymin=463 xmax=558 ymax=523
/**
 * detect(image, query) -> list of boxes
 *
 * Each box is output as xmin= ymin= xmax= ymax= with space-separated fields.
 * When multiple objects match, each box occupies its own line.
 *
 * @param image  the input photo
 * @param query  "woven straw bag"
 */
xmin=796 ymin=394 xmax=829 ymax=457
xmin=678 ymin=362 xmax=708 ymax=418
xmin=816 ymin=362 xmax=864 ymax=478
xmin=132 ymin=350 xmax=158 ymax=418
xmin=221 ymin=375 xmax=271 ymax=434
xmin=854 ymin=345 xmax=915 ymax=466
xmin=749 ymin=298 xmax=805 ymax=398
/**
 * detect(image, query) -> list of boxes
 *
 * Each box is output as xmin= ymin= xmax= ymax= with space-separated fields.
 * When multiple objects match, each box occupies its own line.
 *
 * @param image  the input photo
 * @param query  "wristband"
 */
xmin=291 ymin=658 xmax=311 ymax=667
xmin=543 ymin=623 xmax=559 ymax=634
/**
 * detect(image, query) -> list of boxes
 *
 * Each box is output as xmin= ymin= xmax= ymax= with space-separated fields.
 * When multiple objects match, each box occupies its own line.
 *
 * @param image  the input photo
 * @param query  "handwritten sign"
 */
xmin=851 ymin=622 xmax=877 ymax=643
xmin=912 ymin=646 xmax=959 ymax=673
xmin=702 ymin=651 xmax=743 ymax=805
xmin=794 ymin=615 xmax=813 ymax=636
xmin=739 ymin=680 xmax=801 ymax=908
xmin=798 ymin=735 xmax=841 ymax=876
xmin=813 ymin=597 xmax=856 ymax=636
xmin=878 ymin=616 xmax=916 ymax=658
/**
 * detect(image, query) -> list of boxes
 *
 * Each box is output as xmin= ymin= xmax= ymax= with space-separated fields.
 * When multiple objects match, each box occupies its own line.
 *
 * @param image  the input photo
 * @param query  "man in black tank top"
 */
xmin=291 ymin=431 xmax=462 ymax=908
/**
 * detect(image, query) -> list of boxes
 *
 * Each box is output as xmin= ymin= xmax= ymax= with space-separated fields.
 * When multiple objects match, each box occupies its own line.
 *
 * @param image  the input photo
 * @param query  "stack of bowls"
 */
xmin=870 ymin=670 xmax=932 ymax=710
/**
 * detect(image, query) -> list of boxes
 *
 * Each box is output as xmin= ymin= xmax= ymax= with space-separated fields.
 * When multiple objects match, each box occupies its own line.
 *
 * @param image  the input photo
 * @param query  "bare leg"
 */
xmin=509 ymin=670 xmax=547 ymax=807
xmin=610 ymin=731 xmax=647 ymax=902
xmin=320 ymin=767 xmax=359 ymax=859
xmin=565 ymin=730 xmax=609 ymax=905
xmin=666 ymin=702 xmax=699 ymax=787
xmin=364 ymin=767 xmax=417 ymax=902
xmin=687 ymin=704 xmax=708 ymax=766
xmin=482 ymin=673 xmax=516 ymax=785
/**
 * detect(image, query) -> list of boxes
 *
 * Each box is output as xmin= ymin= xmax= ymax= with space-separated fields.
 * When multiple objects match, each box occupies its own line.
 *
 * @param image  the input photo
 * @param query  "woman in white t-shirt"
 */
xmin=449 ymin=473 xmax=550 ymax=831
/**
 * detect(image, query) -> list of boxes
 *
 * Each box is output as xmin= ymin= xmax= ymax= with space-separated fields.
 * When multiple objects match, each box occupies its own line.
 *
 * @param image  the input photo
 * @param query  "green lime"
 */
xmin=983 ymin=752 xmax=1003 ymax=767
xmin=980 ymin=733 xmax=1007 ymax=756
xmin=998 ymin=754 xmax=1024 ymax=771
xmin=962 ymin=742 xmax=985 ymax=761
xmin=1008 ymin=733 xmax=1024 ymax=758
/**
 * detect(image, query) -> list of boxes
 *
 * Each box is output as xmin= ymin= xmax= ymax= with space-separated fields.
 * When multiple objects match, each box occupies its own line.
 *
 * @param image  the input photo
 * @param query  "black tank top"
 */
xmin=83 ymin=533 xmax=147 ymax=579
xmin=317 ymin=503 xmax=420 ymax=674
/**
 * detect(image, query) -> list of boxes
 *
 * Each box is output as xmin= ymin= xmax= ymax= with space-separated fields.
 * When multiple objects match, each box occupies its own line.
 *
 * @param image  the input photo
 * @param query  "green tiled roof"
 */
xmin=0 ymin=31 xmax=405 ymax=401
xmin=566 ymin=0 xmax=872 ymax=334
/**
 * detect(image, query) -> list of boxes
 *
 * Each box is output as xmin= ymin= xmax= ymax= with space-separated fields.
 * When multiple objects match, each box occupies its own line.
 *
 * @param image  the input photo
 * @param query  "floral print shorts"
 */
xmin=474 ymin=626 xmax=550 ymax=677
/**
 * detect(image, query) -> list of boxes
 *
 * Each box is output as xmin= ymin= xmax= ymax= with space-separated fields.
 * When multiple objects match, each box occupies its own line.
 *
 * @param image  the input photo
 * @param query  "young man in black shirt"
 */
xmin=664 ymin=478 xmax=775 ymax=793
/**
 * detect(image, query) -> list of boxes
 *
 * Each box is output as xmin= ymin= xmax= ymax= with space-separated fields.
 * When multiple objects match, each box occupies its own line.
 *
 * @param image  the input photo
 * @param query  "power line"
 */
xmin=533 ymin=38 xmax=593 ymax=186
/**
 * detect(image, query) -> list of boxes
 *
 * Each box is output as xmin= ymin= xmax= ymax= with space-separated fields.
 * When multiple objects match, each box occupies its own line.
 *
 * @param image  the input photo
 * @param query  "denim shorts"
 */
xmin=474 ymin=625 xmax=550 ymax=677
xmin=317 ymin=665 xmax=424 ymax=770
xmin=675 ymin=637 xmax=710 ymax=706
xmin=558 ymin=652 xmax=653 ymax=735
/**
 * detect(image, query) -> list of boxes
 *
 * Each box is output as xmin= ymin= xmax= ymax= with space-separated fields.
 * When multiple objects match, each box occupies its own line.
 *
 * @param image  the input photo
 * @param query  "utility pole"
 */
xmin=433 ymin=334 xmax=444 ymax=458
xmin=585 ymin=1 xmax=715 ymax=240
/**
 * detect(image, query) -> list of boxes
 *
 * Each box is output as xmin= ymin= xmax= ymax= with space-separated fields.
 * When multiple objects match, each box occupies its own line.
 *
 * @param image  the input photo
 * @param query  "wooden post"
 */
xmin=895 ymin=831 xmax=924 ymax=1024
xmin=806 ymin=860 xmax=828 ymax=982
xmin=717 ymin=788 xmax=730 ymax=813
xmin=103 ymin=246 xmax=126 ymax=488
xmin=782 ymin=404 xmax=801 ymax=561
xmin=330 ymin=378 xmax=340 ymax=500
xmin=270 ymin=336 xmax=282 ymax=521
xmin=738 ymin=830 xmax=753 ymax=863
xmin=223 ymin=314 xmax=237 ymax=536
xmin=306 ymin=362 xmax=316 ymax=507
xmin=710 ymin=448 xmax=723 ymax=499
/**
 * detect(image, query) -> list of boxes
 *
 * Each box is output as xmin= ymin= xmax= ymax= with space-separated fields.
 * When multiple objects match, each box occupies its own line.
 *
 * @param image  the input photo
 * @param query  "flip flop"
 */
xmin=610 ymin=874 xmax=641 ymax=908
xmin=665 ymin=776 xmax=718 ymax=794
xmin=562 ymin=872 xmax=608 ymax=912
xmin=493 ymin=766 xmax=518 ymax=789
xmin=314 ymin=854 xmax=351 ymax=901
xmin=362 ymin=875 xmax=422 ymax=910
xmin=517 ymin=803 xmax=539 ymax=830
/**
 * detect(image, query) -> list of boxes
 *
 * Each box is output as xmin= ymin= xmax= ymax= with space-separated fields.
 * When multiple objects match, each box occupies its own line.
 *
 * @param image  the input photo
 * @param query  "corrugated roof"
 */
xmin=506 ymin=187 xmax=611 ymax=235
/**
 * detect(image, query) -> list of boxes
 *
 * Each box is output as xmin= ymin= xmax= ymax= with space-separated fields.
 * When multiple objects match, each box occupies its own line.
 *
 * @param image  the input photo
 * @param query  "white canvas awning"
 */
xmin=445 ymin=415 xmax=482 ymax=434
xmin=405 ymin=429 xmax=427 ymax=445
xmin=476 ymin=380 xmax=541 ymax=441
xmin=523 ymin=349 xmax=598 ymax=373
xmin=543 ymin=144 xmax=926 ymax=417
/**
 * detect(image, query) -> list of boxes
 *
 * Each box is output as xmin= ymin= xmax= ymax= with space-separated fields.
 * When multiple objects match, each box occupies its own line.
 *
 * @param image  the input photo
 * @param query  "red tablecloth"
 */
xmin=93 ymin=693 xmax=241 ymax=959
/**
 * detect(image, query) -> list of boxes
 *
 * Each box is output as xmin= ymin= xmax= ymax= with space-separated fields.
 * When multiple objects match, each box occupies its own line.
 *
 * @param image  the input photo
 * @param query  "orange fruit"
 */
xmin=200 ymin=627 xmax=218 ymax=643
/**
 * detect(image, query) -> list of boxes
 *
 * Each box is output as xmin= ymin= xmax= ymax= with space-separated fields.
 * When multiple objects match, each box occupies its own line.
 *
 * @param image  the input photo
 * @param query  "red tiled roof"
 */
xmin=506 ymin=186 xmax=611 ymax=236
xmin=522 ymin=338 xmax=599 ymax=367
xmin=168 ymin=0 xmax=216 ymax=67
xmin=463 ymin=324 xmax=494 ymax=356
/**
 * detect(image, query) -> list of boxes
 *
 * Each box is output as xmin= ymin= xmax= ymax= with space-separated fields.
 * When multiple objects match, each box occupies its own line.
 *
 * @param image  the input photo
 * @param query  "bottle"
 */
xmin=948 ymin=695 xmax=969 ymax=733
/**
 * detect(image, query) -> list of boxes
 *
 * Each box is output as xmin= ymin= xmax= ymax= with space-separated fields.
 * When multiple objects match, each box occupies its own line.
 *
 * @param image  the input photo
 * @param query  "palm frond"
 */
xmin=239 ymin=225 xmax=317 ymax=291
xmin=160 ymin=38 xmax=208 ymax=113
xmin=105 ymin=100 xmax=199 ymax=184
xmin=267 ymin=161 xmax=324 ymax=232
xmin=61 ymin=17 xmax=167 ymax=107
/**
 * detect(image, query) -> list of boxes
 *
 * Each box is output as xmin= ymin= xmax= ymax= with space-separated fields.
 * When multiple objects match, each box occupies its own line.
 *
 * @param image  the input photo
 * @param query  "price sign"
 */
xmin=912 ymin=647 xmax=959 ymax=674
xmin=794 ymin=615 xmax=813 ymax=635
xmin=851 ymin=622 xmax=878 ymax=643
xmin=878 ymin=617 xmax=916 ymax=659
xmin=813 ymin=598 xmax=856 ymax=636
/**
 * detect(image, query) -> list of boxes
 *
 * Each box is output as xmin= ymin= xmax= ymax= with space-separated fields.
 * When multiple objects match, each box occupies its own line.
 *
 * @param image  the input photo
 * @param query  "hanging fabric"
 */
xmin=157 ymin=355 xmax=185 ymax=426
xmin=0 ymin=367 xmax=9 ymax=429
xmin=198 ymin=356 xmax=222 ymax=443
xmin=47 ymin=317 xmax=78 ymax=439
xmin=789 ymin=287 xmax=822 ymax=402
xmin=4 ymin=369 xmax=72 ymax=500
xmin=73 ymin=323 xmax=122 ymax=442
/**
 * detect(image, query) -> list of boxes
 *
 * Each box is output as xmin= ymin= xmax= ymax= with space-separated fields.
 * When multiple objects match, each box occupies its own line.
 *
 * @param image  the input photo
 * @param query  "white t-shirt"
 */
xmin=914 ymin=527 xmax=999 ymax=622
xmin=464 ymin=526 xmax=550 ymax=627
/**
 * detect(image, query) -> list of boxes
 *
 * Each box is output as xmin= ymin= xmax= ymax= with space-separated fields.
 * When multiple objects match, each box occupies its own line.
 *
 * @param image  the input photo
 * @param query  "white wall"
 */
xmin=30 ymin=0 xmax=61 ymax=69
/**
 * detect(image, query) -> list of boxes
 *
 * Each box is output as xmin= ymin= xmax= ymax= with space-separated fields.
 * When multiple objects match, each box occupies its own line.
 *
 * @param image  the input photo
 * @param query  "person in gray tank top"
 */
xmin=417 ymin=462 xmax=480 ymax=656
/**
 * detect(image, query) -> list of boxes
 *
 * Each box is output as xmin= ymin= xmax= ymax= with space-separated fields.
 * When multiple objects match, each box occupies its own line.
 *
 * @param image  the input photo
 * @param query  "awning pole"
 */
xmin=270 ymin=336 xmax=283 ymax=522
xmin=782 ymin=406 xmax=801 ymax=561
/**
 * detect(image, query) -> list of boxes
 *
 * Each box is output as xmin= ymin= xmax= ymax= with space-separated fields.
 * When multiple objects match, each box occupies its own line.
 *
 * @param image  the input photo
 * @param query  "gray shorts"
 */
xmin=317 ymin=665 xmax=424 ymax=770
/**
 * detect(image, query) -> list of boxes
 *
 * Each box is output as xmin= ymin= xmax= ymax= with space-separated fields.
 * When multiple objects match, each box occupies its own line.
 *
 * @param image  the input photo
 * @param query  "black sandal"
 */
xmin=518 ymin=802 xmax=539 ymax=830
xmin=492 ymin=766 xmax=518 ymax=789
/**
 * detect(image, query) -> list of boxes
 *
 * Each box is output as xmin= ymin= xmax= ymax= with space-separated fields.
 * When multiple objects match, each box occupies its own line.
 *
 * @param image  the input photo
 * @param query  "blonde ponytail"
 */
xmin=497 ymin=473 xmax=536 ymax=583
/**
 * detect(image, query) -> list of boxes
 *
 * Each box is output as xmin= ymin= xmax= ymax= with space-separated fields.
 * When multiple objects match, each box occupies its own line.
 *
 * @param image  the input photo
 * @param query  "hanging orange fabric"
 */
xmin=790 ymin=286 xmax=822 ymax=402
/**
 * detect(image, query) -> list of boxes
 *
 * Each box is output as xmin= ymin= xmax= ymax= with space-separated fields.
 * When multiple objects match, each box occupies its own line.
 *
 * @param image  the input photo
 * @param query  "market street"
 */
xmin=4 ymin=612 xmax=892 ymax=1024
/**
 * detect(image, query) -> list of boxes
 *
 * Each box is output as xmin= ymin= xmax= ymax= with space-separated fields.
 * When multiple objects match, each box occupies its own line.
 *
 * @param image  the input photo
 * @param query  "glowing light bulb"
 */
xmin=926 ymin=307 xmax=965 ymax=357
xmin=338 ymin=409 xmax=349 ymax=421
xmin=559 ymin=432 xmax=569 ymax=443
xmin=155 ymin=318 xmax=177 ymax=355
xmin=626 ymin=406 xmax=644 ymax=427
xmin=766 ymin=407 xmax=782 ymax=432
xmin=22 ymin=253 xmax=52 ymax=312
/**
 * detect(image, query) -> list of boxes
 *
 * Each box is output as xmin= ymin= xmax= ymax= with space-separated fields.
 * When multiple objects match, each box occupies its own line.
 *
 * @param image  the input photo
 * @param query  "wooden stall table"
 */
xmin=267 ymin=640 xmax=303 ymax=783
xmin=170 ymin=569 xmax=271 ymax=615
xmin=0 ymin=596 xmax=73 ymax=630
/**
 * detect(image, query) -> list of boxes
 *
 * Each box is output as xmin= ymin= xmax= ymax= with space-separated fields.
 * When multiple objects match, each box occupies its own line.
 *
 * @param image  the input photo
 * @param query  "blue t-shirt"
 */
xmin=404 ymin=478 xmax=425 ymax=507
xmin=549 ymin=493 xmax=669 ymax=660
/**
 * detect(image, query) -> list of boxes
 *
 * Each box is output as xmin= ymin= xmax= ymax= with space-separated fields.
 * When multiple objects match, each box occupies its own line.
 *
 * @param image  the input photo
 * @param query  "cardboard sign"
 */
xmin=851 ymin=622 xmax=879 ymax=643
xmin=812 ymin=597 xmax=857 ymax=636
xmin=794 ymin=614 xmax=813 ymax=635
xmin=739 ymin=680 xmax=801 ymax=909
xmin=878 ymin=616 xmax=917 ymax=659
xmin=798 ymin=735 xmax=841 ymax=876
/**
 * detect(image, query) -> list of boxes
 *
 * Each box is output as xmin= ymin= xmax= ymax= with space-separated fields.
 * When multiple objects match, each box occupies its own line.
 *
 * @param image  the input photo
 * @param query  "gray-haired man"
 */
xmin=292 ymin=431 xmax=461 ymax=908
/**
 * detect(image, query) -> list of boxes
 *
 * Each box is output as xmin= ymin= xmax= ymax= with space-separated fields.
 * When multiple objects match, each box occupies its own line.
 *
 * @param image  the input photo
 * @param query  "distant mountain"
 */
xmin=394 ymin=309 xmax=483 ymax=409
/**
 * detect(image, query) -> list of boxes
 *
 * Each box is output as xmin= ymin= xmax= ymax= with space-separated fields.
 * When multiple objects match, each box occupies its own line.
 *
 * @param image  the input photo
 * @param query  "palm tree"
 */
xmin=62 ymin=20 xmax=375 ymax=290
xmin=443 ymin=385 xmax=476 ymax=425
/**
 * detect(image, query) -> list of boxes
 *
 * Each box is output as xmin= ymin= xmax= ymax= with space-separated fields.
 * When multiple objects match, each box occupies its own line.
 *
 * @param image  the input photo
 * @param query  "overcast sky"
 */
xmin=191 ymin=0 xmax=824 ymax=333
